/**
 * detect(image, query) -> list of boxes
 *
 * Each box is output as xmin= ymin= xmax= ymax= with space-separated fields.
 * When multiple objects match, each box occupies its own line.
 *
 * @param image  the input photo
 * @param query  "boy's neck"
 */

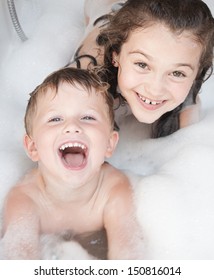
xmin=36 ymin=166 xmax=105 ymax=205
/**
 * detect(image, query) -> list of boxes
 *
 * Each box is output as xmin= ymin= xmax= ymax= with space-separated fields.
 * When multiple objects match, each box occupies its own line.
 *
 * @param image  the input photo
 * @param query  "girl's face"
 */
xmin=24 ymin=82 xmax=118 ymax=188
xmin=113 ymin=23 xmax=202 ymax=123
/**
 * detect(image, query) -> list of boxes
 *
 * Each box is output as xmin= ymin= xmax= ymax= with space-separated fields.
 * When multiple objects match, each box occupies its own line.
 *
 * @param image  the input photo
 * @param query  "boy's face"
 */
xmin=113 ymin=23 xmax=202 ymax=124
xmin=24 ymin=82 xmax=118 ymax=187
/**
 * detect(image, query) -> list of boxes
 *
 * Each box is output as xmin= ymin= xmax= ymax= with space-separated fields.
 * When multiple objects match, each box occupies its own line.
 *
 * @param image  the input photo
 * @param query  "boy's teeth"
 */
xmin=59 ymin=142 xmax=86 ymax=151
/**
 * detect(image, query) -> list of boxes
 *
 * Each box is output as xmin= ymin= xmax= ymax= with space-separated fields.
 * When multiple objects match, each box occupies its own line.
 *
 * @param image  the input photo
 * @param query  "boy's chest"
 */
xmin=39 ymin=202 xmax=104 ymax=235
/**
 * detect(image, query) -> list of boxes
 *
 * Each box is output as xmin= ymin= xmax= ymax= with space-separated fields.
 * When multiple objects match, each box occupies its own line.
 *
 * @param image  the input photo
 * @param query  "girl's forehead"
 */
xmin=125 ymin=23 xmax=202 ymax=56
xmin=129 ymin=23 xmax=199 ymax=42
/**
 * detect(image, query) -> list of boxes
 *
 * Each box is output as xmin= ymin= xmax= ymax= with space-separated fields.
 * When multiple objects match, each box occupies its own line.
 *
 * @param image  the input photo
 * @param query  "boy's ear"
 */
xmin=105 ymin=131 xmax=119 ymax=158
xmin=23 ymin=134 xmax=39 ymax=162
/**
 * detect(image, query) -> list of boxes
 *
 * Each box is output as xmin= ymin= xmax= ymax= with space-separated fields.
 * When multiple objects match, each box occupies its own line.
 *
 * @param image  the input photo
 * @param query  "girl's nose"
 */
xmin=145 ymin=73 xmax=165 ymax=97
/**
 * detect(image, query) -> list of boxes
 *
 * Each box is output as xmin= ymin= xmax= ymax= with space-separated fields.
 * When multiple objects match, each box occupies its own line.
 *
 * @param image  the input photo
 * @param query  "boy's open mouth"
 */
xmin=58 ymin=142 xmax=87 ymax=169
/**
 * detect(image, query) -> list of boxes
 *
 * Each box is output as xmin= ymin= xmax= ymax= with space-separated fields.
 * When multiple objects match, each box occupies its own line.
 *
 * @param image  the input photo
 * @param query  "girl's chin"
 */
xmin=134 ymin=113 xmax=162 ymax=124
xmin=132 ymin=106 xmax=175 ymax=124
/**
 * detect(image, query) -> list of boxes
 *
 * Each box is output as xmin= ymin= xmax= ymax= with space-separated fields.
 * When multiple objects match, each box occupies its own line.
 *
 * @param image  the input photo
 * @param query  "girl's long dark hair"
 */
xmin=98 ymin=0 xmax=214 ymax=138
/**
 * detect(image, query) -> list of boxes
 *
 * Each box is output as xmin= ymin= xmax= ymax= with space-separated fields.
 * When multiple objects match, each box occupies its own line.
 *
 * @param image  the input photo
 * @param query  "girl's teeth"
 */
xmin=152 ymin=101 xmax=159 ymax=105
xmin=138 ymin=94 xmax=161 ymax=105
xmin=145 ymin=99 xmax=151 ymax=104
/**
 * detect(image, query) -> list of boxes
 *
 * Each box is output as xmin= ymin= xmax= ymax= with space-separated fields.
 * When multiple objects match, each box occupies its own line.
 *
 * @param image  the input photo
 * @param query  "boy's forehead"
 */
xmin=37 ymin=82 xmax=107 ymax=107
xmin=52 ymin=81 xmax=91 ymax=97
xmin=38 ymin=82 xmax=86 ymax=100
xmin=32 ymin=81 xmax=113 ymax=128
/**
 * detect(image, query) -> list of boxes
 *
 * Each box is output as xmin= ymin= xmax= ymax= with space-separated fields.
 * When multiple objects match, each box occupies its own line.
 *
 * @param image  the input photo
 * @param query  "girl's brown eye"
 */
xmin=135 ymin=62 xmax=148 ymax=69
xmin=172 ymin=71 xmax=185 ymax=78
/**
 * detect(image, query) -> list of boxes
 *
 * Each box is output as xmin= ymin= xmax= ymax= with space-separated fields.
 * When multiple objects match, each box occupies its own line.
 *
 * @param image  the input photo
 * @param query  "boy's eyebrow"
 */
xmin=129 ymin=50 xmax=195 ymax=70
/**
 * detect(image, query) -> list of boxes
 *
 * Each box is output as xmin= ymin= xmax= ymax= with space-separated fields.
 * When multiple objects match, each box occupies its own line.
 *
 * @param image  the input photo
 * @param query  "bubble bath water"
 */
xmin=0 ymin=0 xmax=214 ymax=259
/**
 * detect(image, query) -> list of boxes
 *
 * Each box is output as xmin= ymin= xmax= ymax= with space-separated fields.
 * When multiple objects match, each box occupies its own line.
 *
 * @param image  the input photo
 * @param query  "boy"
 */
xmin=1 ymin=67 xmax=143 ymax=259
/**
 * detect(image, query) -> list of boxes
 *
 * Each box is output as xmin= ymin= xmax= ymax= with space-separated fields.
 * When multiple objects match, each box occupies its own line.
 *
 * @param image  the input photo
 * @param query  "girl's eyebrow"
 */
xmin=129 ymin=50 xmax=195 ymax=71
xmin=129 ymin=50 xmax=152 ymax=60
xmin=173 ymin=63 xmax=194 ymax=71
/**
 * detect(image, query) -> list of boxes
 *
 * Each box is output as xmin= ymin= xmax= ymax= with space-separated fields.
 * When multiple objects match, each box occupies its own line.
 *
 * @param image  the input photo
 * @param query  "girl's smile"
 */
xmin=136 ymin=92 xmax=167 ymax=110
xmin=114 ymin=23 xmax=202 ymax=123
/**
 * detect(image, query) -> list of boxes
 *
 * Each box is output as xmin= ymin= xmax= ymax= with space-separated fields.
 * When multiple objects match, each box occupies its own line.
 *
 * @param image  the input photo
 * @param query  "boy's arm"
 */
xmin=1 ymin=188 xmax=40 ymax=259
xmin=103 ymin=172 xmax=144 ymax=259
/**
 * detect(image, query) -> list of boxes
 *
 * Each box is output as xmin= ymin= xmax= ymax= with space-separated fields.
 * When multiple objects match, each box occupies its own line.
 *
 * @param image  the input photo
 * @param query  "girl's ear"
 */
xmin=105 ymin=131 xmax=119 ymax=158
xmin=112 ymin=51 xmax=119 ymax=67
xmin=23 ymin=134 xmax=39 ymax=162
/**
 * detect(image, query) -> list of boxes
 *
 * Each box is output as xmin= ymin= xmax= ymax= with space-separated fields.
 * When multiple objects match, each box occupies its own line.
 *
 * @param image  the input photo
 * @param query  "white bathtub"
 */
xmin=0 ymin=0 xmax=214 ymax=261
xmin=0 ymin=1 xmax=13 ymax=60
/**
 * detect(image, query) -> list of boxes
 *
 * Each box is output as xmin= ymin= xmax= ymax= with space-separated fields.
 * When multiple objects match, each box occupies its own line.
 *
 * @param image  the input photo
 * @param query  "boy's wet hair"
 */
xmin=98 ymin=0 xmax=214 ymax=137
xmin=24 ymin=67 xmax=114 ymax=136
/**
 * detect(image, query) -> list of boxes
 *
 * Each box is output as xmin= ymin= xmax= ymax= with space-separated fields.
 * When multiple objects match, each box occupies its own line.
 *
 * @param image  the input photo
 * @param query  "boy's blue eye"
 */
xmin=82 ymin=116 xmax=96 ymax=121
xmin=48 ymin=117 xmax=62 ymax=122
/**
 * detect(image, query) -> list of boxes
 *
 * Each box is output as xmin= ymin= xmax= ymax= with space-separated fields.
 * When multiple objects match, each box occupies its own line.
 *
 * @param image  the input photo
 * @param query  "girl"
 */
xmin=69 ymin=0 xmax=214 ymax=138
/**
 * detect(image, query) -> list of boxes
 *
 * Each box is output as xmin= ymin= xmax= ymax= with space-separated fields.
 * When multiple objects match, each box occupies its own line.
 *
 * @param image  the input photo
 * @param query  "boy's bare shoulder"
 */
xmin=101 ymin=162 xmax=133 ymax=207
xmin=3 ymin=169 xmax=39 ymax=218
xmin=6 ymin=168 xmax=38 ymax=196
xmin=102 ymin=162 xmax=128 ymax=179
xmin=102 ymin=162 xmax=131 ymax=189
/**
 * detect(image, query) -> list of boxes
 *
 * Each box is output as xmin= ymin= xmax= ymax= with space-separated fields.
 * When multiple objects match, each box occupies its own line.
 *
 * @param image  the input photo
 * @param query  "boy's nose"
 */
xmin=63 ymin=120 xmax=82 ymax=134
xmin=64 ymin=128 xmax=81 ymax=134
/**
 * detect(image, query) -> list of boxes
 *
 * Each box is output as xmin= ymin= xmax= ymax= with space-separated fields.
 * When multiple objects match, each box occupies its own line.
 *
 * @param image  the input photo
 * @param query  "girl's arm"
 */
xmin=69 ymin=24 xmax=105 ymax=69
xmin=69 ymin=0 xmax=125 ymax=69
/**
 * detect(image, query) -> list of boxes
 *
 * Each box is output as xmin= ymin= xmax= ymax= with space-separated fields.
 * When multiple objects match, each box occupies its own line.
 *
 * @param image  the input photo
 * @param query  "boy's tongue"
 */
xmin=64 ymin=152 xmax=84 ymax=168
